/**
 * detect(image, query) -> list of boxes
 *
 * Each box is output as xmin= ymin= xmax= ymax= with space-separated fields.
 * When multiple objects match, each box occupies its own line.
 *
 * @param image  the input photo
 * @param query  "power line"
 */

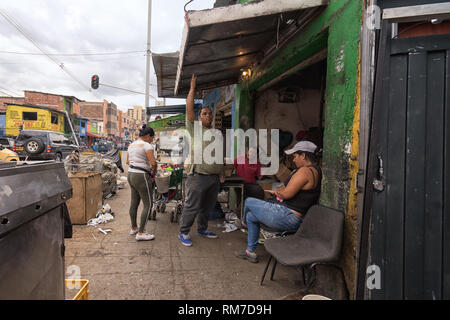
xmin=0 ymin=7 xmax=100 ymax=99
xmin=0 ymin=50 xmax=146 ymax=56
xmin=0 ymin=90 xmax=13 ymax=97
xmin=100 ymin=83 xmax=158 ymax=100
xmin=0 ymin=85 xmax=22 ymax=96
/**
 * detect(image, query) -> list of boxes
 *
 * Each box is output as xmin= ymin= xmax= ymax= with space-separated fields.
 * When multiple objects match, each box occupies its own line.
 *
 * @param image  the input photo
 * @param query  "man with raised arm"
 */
xmin=178 ymin=74 xmax=225 ymax=246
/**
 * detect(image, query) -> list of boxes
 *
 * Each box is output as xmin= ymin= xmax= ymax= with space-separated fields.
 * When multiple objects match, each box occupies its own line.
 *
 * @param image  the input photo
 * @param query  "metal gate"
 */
xmin=359 ymin=23 xmax=450 ymax=299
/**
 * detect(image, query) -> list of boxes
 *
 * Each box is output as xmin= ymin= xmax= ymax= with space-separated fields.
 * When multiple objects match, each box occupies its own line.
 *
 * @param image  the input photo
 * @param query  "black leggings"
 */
xmin=127 ymin=171 xmax=153 ymax=233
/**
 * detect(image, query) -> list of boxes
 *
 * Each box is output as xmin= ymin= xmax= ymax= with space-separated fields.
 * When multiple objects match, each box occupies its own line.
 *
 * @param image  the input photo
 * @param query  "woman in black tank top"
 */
xmin=265 ymin=144 xmax=322 ymax=216
xmin=235 ymin=141 xmax=322 ymax=263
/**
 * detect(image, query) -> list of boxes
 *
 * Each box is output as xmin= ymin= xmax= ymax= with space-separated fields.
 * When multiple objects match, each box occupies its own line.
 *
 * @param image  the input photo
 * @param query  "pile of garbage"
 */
xmin=64 ymin=151 xmax=125 ymax=198
xmin=87 ymin=204 xmax=115 ymax=227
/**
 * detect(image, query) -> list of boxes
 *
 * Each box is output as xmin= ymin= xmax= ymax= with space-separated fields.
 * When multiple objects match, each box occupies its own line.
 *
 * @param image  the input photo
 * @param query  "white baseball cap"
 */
xmin=284 ymin=141 xmax=318 ymax=155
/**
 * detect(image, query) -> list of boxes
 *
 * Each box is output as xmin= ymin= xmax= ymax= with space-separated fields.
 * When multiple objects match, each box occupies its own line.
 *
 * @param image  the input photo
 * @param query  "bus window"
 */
xmin=23 ymin=112 xmax=37 ymax=121
xmin=51 ymin=113 xmax=59 ymax=124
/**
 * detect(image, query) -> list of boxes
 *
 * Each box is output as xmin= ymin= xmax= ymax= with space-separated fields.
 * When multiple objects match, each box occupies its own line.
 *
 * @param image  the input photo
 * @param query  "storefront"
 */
xmin=73 ymin=117 xmax=89 ymax=145
xmin=4 ymin=104 xmax=65 ymax=136
xmin=155 ymin=0 xmax=363 ymax=298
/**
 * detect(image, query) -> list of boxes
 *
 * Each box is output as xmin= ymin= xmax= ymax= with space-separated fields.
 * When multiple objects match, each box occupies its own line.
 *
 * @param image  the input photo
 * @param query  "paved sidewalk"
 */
xmin=64 ymin=166 xmax=303 ymax=300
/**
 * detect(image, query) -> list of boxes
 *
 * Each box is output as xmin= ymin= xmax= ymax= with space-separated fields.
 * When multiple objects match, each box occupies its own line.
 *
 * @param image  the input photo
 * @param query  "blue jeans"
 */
xmin=244 ymin=197 xmax=303 ymax=253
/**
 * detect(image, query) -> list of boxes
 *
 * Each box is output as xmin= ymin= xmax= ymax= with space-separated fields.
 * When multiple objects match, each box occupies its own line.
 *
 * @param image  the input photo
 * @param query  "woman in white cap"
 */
xmin=235 ymin=141 xmax=322 ymax=263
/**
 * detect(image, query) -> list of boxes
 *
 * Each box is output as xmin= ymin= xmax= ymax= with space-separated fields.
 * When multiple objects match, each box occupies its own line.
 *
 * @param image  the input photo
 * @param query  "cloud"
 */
xmin=0 ymin=0 xmax=214 ymax=111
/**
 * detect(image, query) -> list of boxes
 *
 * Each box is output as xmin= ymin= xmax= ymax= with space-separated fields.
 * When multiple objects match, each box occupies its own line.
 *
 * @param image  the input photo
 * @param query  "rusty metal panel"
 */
xmin=0 ymin=162 xmax=72 ymax=299
xmin=174 ymin=0 xmax=328 ymax=95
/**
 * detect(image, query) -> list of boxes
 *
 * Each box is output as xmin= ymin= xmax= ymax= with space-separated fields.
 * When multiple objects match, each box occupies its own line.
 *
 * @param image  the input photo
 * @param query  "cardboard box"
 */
xmin=66 ymin=172 xmax=103 ymax=224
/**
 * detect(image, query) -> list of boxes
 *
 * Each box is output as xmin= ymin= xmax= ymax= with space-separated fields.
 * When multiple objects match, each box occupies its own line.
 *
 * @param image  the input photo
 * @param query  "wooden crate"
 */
xmin=66 ymin=172 xmax=103 ymax=224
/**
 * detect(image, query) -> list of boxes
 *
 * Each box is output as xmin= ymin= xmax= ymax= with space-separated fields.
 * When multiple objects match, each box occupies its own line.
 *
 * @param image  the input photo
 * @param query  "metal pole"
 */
xmin=64 ymin=110 xmax=79 ymax=147
xmin=144 ymin=0 xmax=152 ymax=124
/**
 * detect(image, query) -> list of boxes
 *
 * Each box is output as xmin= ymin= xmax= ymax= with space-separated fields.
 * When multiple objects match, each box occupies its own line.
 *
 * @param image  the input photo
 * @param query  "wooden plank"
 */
xmin=384 ymin=54 xmax=408 ymax=299
xmin=383 ymin=3 xmax=450 ymax=23
xmin=443 ymin=50 xmax=450 ymax=299
xmin=404 ymin=51 xmax=427 ymax=299
xmin=424 ymin=51 xmax=445 ymax=300
xmin=187 ymin=0 xmax=329 ymax=28
xmin=360 ymin=21 xmax=391 ymax=300
xmin=391 ymin=34 xmax=450 ymax=55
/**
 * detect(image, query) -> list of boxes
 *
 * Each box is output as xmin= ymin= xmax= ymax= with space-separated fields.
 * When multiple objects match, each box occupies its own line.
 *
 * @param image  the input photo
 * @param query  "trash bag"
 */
xmin=103 ymin=148 xmax=124 ymax=173
xmin=209 ymin=201 xmax=225 ymax=220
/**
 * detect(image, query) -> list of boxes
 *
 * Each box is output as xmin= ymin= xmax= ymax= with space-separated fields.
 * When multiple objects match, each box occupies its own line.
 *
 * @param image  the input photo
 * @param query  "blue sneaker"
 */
xmin=197 ymin=230 xmax=218 ymax=239
xmin=179 ymin=233 xmax=192 ymax=246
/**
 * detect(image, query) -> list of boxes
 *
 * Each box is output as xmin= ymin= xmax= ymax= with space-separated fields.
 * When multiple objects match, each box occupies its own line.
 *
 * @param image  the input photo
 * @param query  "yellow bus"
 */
xmin=5 ymin=104 xmax=65 ymax=137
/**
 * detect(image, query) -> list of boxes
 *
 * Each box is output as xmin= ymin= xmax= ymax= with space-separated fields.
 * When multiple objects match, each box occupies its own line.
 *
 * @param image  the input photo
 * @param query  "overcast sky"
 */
xmin=0 ymin=0 xmax=215 ymax=112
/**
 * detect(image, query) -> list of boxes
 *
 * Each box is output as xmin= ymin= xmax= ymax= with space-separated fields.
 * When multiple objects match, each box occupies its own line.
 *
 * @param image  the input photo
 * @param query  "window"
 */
xmin=51 ymin=113 xmax=59 ymax=124
xmin=50 ymin=133 xmax=64 ymax=143
xmin=63 ymin=136 xmax=73 ymax=144
xmin=23 ymin=112 xmax=37 ymax=121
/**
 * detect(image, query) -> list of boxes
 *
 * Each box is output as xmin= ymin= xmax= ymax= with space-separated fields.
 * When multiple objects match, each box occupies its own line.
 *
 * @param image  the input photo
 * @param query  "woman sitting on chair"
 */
xmin=235 ymin=141 xmax=322 ymax=263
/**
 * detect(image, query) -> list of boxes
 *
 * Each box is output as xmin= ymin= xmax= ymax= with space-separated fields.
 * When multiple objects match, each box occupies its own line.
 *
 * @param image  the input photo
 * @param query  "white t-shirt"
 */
xmin=127 ymin=140 xmax=155 ymax=173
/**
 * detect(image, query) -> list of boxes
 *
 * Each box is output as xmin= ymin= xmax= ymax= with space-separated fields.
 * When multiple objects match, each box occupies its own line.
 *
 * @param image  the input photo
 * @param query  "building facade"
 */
xmin=0 ymin=97 xmax=25 ymax=113
xmin=103 ymin=100 xmax=118 ymax=138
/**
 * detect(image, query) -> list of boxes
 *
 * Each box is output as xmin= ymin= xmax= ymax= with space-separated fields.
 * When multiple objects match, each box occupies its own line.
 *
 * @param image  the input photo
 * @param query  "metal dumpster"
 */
xmin=0 ymin=162 xmax=72 ymax=299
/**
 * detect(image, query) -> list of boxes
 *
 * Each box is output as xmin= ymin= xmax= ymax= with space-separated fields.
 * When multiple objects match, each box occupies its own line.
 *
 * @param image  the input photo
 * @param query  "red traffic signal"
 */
xmin=91 ymin=74 xmax=99 ymax=89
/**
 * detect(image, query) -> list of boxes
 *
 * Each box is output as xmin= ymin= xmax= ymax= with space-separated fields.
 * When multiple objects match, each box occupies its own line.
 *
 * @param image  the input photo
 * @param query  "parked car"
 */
xmin=0 ymin=143 xmax=19 ymax=162
xmin=0 ymin=137 xmax=15 ymax=151
xmin=98 ymin=140 xmax=114 ymax=153
xmin=14 ymin=130 xmax=78 ymax=161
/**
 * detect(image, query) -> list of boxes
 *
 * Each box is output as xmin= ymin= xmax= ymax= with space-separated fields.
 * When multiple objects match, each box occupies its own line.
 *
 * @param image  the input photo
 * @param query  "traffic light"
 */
xmin=91 ymin=74 xmax=99 ymax=89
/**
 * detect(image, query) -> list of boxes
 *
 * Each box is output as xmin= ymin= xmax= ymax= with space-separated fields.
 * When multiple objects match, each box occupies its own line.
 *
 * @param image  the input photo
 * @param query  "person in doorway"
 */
xmin=93 ymin=142 xmax=98 ymax=152
xmin=126 ymin=124 xmax=158 ymax=241
xmin=235 ymin=141 xmax=322 ymax=263
xmin=178 ymin=74 xmax=225 ymax=246
xmin=234 ymin=147 xmax=265 ymax=226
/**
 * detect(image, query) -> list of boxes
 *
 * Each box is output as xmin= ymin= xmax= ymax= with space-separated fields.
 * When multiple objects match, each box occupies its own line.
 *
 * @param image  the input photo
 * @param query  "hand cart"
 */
xmin=150 ymin=166 xmax=185 ymax=223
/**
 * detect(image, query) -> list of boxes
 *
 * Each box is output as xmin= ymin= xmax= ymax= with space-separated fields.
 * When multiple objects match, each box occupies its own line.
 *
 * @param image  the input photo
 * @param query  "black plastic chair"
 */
xmin=260 ymin=205 xmax=347 ymax=298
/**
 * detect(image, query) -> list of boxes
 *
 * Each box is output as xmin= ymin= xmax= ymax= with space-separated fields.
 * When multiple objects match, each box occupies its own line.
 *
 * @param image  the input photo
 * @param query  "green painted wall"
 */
xmin=149 ymin=113 xmax=186 ymax=132
xmin=234 ymin=0 xmax=363 ymax=298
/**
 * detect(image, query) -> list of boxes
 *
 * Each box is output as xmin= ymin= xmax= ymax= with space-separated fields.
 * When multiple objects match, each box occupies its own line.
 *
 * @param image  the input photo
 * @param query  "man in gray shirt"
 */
xmin=178 ymin=74 xmax=225 ymax=246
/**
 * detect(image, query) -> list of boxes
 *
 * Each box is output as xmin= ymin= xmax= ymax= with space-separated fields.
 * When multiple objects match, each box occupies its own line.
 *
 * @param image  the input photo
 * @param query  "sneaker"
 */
xmin=129 ymin=228 xmax=138 ymax=235
xmin=234 ymin=220 xmax=247 ymax=230
xmin=197 ymin=230 xmax=218 ymax=239
xmin=235 ymin=249 xmax=258 ymax=263
xmin=179 ymin=233 xmax=192 ymax=246
xmin=136 ymin=233 xmax=155 ymax=241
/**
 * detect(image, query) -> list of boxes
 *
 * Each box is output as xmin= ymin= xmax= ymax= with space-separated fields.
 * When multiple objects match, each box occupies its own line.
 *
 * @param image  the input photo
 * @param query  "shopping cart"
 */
xmin=150 ymin=165 xmax=185 ymax=223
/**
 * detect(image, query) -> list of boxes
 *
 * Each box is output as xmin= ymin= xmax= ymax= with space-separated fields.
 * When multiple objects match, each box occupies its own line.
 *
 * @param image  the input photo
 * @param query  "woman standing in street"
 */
xmin=126 ymin=124 xmax=158 ymax=241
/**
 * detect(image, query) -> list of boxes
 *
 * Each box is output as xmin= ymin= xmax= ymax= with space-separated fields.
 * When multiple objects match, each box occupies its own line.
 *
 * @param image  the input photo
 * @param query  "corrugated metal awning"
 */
xmin=152 ymin=52 xmax=185 ymax=98
xmin=174 ymin=0 xmax=328 ymax=96
xmin=146 ymin=103 xmax=202 ymax=116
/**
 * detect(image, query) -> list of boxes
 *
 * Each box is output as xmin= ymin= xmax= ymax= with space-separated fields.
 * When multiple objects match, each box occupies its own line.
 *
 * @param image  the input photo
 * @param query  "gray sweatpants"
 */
xmin=127 ymin=171 xmax=153 ymax=233
xmin=179 ymin=174 xmax=220 ymax=234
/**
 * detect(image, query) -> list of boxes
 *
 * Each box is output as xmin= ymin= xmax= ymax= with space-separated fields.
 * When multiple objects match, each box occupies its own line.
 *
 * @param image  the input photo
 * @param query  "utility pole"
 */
xmin=144 ymin=0 xmax=152 ymax=124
